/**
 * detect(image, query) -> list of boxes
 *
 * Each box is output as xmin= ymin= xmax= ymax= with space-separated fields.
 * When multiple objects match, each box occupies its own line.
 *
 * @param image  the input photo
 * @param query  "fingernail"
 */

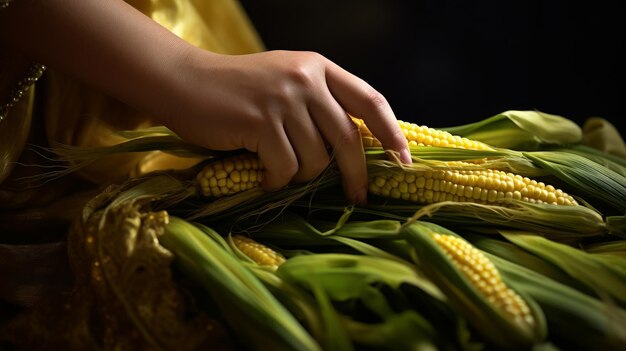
xmin=355 ymin=188 xmax=367 ymax=206
xmin=400 ymin=148 xmax=412 ymax=164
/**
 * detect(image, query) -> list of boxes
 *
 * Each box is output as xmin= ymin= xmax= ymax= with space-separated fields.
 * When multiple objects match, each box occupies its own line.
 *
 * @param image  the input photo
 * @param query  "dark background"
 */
xmin=239 ymin=0 xmax=625 ymax=131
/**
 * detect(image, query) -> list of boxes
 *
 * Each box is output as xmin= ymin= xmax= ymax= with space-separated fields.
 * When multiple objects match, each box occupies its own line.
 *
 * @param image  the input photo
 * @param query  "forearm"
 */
xmin=0 ymin=0 xmax=189 ymax=119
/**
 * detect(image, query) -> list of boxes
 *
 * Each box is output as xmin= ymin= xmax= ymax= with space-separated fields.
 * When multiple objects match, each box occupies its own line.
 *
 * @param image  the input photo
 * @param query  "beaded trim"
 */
xmin=0 ymin=0 xmax=14 ymax=10
xmin=0 ymin=63 xmax=46 ymax=125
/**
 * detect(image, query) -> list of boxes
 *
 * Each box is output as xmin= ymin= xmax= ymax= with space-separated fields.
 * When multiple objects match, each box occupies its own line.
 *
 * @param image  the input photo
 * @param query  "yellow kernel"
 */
xmin=390 ymin=188 xmax=401 ymax=199
xmin=424 ymin=189 xmax=434 ymax=200
xmin=216 ymin=169 xmax=228 ymax=180
xmin=416 ymin=177 xmax=426 ymax=188
xmin=209 ymin=178 xmax=218 ymax=187
xmin=456 ymin=185 xmax=465 ymax=197
xmin=374 ymin=176 xmax=386 ymax=188
xmin=230 ymin=170 xmax=241 ymax=183
xmin=425 ymin=178 xmax=434 ymax=190
xmin=399 ymin=182 xmax=409 ymax=194
xmin=224 ymin=160 xmax=235 ymax=173
xmin=472 ymin=186 xmax=482 ymax=199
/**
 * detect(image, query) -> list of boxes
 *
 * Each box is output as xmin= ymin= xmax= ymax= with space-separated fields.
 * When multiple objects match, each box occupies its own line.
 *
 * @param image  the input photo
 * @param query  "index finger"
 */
xmin=324 ymin=60 xmax=411 ymax=164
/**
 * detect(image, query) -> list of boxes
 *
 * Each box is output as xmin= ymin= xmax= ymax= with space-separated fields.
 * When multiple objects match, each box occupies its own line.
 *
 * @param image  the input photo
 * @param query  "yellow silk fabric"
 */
xmin=1 ymin=0 xmax=264 ymax=186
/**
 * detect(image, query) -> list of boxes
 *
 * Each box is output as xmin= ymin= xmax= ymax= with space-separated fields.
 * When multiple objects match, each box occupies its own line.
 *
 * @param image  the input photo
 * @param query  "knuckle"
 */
xmin=287 ymin=52 xmax=323 ymax=87
xmin=288 ymin=65 xmax=315 ymax=87
xmin=269 ymin=81 xmax=295 ymax=107
xmin=338 ymin=125 xmax=361 ymax=146
xmin=364 ymin=88 xmax=389 ymax=110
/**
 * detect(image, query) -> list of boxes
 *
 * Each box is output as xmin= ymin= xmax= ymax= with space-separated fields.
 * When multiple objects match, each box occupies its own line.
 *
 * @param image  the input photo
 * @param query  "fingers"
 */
xmin=309 ymin=89 xmax=368 ymax=205
xmin=284 ymin=108 xmax=331 ymax=184
xmin=257 ymin=125 xmax=299 ymax=192
xmin=324 ymin=60 xmax=411 ymax=164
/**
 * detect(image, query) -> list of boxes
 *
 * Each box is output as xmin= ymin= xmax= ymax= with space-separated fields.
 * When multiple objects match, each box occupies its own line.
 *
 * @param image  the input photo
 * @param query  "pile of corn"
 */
xmin=70 ymin=111 xmax=626 ymax=350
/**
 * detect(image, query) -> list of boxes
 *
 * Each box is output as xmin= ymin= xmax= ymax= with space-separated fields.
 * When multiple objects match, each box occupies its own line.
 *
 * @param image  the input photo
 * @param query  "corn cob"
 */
xmin=351 ymin=117 xmax=494 ymax=150
xmin=196 ymin=119 xmax=493 ymax=198
xmin=196 ymin=153 xmax=264 ymax=198
xmin=196 ymin=151 xmax=577 ymax=206
xmin=369 ymin=168 xmax=578 ymax=206
xmin=432 ymin=233 xmax=534 ymax=329
xmin=403 ymin=223 xmax=545 ymax=348
xmin=232 ymin=235 xmax=286 ymax=267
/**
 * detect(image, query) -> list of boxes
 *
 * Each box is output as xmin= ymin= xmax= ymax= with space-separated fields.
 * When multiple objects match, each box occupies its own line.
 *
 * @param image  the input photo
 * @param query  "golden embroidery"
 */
xmin=0 ymin=63 xmax=46 ymax=124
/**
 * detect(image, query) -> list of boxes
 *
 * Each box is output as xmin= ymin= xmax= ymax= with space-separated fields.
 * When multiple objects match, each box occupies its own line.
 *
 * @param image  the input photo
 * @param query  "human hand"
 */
xmin=0 ymin=0 xmax=409 ymax=204
xmin=163 ymin=49 xmax=411 ymax=204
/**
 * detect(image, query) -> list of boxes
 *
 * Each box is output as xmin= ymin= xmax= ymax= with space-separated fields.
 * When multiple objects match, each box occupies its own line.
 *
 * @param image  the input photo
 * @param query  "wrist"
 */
xmin=156 ymin=46 xmax=222 ymax=131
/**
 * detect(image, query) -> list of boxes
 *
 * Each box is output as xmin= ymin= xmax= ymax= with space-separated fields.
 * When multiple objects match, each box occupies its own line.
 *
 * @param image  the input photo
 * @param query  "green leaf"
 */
xmin=161 ymin=217 xmax=320 ymax=351
xmin=277 ymin=253 xmax=442 ymax=302
xmin=501 ymin=231 xmax=626 ymax=307
xmin=442 ymin=110 xmax=582 ymax=150
xmin=489 ymin=253 xmax=626 ymax=350
xmin=525 ymin=151 xmax=626 ymax=213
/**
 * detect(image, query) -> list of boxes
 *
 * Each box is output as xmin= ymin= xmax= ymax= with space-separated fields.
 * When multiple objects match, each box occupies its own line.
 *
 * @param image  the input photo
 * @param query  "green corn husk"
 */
xmin=524 ymin=151 xmax=626 ymax=214
xmin=161 ymin=217 xmax=321 ymax=351
xmin=246 ymin=266 xmax=325 ymax=343
xmin=581 ymin=117 xmax=626 ymax=158
xmin=248 ymin=210 xmax=444 ymax=300
xmin=282 ymin=199 xmax=607 ymax=242
xmin=441 ymin=110 xmax=582 ymax=150
xmin=400 ymin=221 xmax=547 ymax=349
xmin=394 ymin=200 xmax=605 ymax=240
xmin=245 ymin=211 xmax=473 ymax=350
xmin=584 ymin=240 xmax=626 ymax=257
xmin=276 ymin=253 xmax=441 ymax=305
xmin=500 ymin=231 xmax=626 ymax=308
xmin=343 ymin=312 xmax=442 ymax=351
xmin=309 ymin=278 xmax=354 ymax=351
xmin=467 ymin=234 xmax=594 ymax=294
xmin=563 ymin=145 xmax=626 ymax=178
xmin=489 ymin=253 xmax=626 ymax=350
xmin=248 ymin=210 xmax=403 ymax=244
xmin=276 ymin=253 xmax=460 ymax=350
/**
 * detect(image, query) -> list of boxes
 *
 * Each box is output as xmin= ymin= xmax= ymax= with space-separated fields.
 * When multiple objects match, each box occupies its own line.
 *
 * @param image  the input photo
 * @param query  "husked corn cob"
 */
xmin=369 ymin=168 xmax=578 ymax=206
xmin=197 ymin=152 xmax=577 ymax=206
xmin=351 ymin=117 xmax=494 ymax=150
xmin=432 ymin=233 xmax=534 ymax=329
xmin=196 ymin=153 xmax=263 ymax=197
xmin=232 ymin=235 xmax=286 ymax=267
xmin=196 ymin=118 xmax=494 ymax=198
